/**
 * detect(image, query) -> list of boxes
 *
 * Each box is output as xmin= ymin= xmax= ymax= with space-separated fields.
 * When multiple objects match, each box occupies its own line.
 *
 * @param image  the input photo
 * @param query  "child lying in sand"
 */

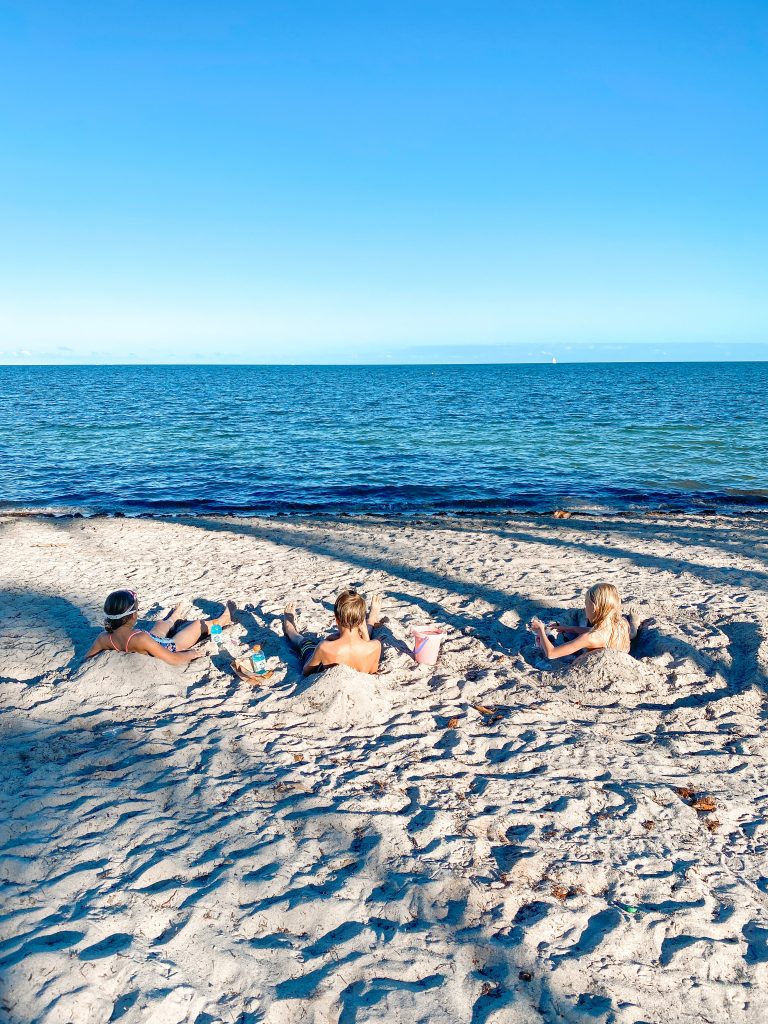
xmin=530 ymin=582 xmax=639 ymax=660
xmin=283 ymin=590 xmax=382 ymax=675
xmin=85 ymin=589 xmax=235 ymax=666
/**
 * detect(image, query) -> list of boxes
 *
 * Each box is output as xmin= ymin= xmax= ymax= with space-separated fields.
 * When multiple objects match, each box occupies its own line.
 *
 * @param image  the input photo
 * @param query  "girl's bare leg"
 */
xmin=283 ymin=602 xmax=306 ymax=651
xmin=171 ymin=620 xmax=205 ymax=649
xmin=173 ymin=601 xmax=235 ymax=651
xmin=150 ymin=601 xmax=188 ymax=638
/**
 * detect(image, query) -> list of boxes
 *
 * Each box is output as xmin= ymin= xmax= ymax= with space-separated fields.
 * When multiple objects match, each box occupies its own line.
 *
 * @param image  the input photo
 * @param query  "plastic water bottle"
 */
xmin=250 ymin=645 xmax=268 ymax=674
xmin=210 ymin=624 xmax=223 ymax=644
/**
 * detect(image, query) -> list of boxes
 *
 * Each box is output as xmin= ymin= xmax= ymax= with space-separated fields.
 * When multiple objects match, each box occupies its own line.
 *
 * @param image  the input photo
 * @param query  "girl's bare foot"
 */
xmin=209 ymin=600 xmax=237 ymax=630
xmin=168 ymin=601 xmax=190 ymax=621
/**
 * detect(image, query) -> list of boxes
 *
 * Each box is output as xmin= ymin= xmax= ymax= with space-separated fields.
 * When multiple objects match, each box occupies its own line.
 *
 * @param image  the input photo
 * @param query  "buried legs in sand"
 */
xmin=152 ymin=600 xmax=237 ymax=651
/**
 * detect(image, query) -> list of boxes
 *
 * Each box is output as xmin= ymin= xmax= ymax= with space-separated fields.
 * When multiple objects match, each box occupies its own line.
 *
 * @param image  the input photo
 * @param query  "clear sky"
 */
xmin=1 ymin=1 xmax=766 ymax=364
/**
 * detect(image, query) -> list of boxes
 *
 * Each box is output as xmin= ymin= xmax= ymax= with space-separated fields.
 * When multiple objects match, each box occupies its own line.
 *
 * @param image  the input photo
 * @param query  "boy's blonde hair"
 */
xmin=334 ymin=590 xmax=367 ymax=634
xmin=586 ymin=582 xmax=622 ymax=628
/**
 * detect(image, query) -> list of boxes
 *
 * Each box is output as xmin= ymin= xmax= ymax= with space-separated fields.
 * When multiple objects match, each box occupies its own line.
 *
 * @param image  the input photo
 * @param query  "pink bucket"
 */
xmin=412 ymin=626 xmax=447 ymax=665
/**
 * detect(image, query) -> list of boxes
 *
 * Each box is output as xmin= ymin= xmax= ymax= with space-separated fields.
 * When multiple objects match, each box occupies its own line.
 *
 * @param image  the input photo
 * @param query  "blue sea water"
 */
xmin=0 ymin=363 xmax=766 ymax=517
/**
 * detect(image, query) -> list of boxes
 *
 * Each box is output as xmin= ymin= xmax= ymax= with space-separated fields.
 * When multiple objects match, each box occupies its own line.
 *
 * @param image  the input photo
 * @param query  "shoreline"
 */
xmin=3 ymin=500 xmax=768 ymax=524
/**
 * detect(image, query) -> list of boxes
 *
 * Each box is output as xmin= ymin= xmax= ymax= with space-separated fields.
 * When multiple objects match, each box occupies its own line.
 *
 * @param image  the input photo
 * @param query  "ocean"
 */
xmin=1 ymin=362 xmax=766 ymax=517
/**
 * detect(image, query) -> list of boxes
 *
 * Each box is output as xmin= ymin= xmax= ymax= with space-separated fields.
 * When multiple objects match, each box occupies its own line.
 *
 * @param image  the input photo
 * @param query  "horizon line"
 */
xmin=1 ymin=358 xmax=767 ymax=369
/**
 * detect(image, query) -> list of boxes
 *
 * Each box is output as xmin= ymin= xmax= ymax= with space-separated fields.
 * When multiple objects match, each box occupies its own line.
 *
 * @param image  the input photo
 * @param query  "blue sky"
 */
xmin=0 ymin=1 xmax=766 ymax=363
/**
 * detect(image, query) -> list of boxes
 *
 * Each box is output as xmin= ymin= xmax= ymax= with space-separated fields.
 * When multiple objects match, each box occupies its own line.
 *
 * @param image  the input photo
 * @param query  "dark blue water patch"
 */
xmin=1 ymin=363 xmax=767 ymax=516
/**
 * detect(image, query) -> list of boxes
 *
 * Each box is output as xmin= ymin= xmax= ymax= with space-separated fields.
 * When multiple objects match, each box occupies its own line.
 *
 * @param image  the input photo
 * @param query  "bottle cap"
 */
xmin=252 ymin=644 xmax=262 ymax=651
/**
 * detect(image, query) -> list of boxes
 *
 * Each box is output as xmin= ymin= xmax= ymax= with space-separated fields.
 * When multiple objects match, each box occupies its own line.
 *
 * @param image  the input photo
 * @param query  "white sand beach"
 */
xmin=1 ymin=510 xmax=767 ymax=1023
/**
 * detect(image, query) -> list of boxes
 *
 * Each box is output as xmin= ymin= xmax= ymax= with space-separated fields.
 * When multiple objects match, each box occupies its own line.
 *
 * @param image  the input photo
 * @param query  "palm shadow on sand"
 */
xmin=0 ymin=588 xmax=95 ymax=683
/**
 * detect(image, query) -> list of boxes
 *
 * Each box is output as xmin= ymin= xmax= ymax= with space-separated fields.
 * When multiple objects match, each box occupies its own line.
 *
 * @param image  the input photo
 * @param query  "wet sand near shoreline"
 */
xmin=1 ymin=510 xmax=767 ymax=1023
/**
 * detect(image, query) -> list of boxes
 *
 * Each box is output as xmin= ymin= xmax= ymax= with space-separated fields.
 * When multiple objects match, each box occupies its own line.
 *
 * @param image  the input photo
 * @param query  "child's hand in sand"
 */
xmin=195 ymin=641 xmax=217 ymax=659
xmin=530 ymin=617 xmax=546 ymax=635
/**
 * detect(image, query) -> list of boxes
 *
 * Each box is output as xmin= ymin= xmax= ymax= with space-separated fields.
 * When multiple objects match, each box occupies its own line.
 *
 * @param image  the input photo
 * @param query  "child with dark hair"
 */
xmin=283 ymin=590 xmax=382 ymax=676
xmin=85 ymin=589 xmax=235 ymax=667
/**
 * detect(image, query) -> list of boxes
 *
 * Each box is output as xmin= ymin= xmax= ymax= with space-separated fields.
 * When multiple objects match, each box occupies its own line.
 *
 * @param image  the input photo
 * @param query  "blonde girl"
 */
xmin=530 ymin=582 xmax=637 ymax=660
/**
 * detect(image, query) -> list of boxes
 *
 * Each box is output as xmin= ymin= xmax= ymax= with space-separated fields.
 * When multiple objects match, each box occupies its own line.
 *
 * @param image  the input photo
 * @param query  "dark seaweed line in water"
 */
xmin=2 ymin=483 xmax=768 ymax=521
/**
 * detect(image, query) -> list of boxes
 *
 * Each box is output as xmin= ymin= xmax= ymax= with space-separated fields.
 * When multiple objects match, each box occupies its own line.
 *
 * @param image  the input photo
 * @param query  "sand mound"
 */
xmin=66 ymin=650 xmax=197 ymax=708
xmin=287 ymin=664 xmax=398 ymax=728
xmin=547 ymin=648 xmax=663 ymax=705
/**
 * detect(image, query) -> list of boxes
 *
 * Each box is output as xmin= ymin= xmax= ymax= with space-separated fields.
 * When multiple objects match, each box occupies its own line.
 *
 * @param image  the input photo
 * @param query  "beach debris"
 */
xmin=480 ymin=983 xmax=502 ymax=998
xmin=675 ymin=785 xmax=697 ymax=801
xmin=642 ymin=820 xmax=656 ymax=831
xmin=471 ymin=703 xmax=505 ymax=723
xmin=552 ymin=509 xmax=572 ymax=519
xmin=675 ymin=786 xmax=717 ymax=813
xmin=705 ymin=818 xmax=721 ymax=833
xmin=447 ymin=717 xmax=460 ymax=729
xmin=551 ymin=883 xmax=583 ymax=902
xmin=518 ymin=971 xmax=533 ymax=982
xmin=292 ymin=753 xmax=305 ymax=763
xmin=692 ymin=796 xmax=717 ymax=812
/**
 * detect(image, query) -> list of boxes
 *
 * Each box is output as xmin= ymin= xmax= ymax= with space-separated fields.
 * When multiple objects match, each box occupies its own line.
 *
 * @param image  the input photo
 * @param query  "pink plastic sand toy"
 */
xmin=411 ymin=626 xmax=447 ymax=665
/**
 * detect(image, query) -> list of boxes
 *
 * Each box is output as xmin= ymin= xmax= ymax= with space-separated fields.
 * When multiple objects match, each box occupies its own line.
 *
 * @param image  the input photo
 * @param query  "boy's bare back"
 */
xmin=315 ymin=634 xmax=381 ymax=674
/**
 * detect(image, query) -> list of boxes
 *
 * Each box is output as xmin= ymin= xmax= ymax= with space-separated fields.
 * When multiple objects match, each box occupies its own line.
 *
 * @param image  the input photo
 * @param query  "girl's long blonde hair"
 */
xmin=586 ymin=582 xmax=622 ymax=629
